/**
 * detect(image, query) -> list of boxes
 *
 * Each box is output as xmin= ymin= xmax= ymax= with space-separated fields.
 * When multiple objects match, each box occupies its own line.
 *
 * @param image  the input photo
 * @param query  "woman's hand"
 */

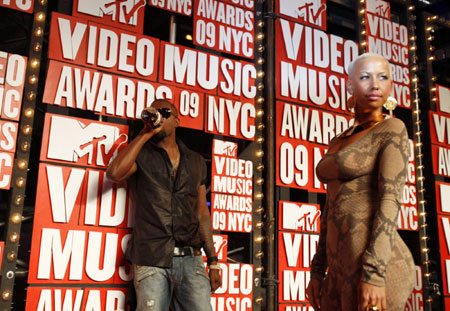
xmin=306 ymin=278 xmax=322 ymax=311
xmin=358 ymin=281 xmax=386 ymax=311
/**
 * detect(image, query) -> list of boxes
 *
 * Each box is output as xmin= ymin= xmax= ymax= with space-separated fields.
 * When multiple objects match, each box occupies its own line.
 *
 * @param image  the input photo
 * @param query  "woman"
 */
xmin=306 ymin=53 xmax=415 ymax=311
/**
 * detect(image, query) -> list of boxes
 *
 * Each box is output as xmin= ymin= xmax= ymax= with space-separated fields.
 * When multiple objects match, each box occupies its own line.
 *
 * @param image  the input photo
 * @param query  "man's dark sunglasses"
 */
xmin=157 ymin=107 xmax=173 ymax=118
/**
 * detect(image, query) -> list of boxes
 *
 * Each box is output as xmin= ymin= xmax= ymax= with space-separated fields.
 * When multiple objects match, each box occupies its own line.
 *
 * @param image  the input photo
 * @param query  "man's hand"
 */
xmin=306 ymin=278 xmax=322 ymax=311
xmin=141 ymin=119 xmax=164 ymax=137
xmin=358 ymin=281 xmax=386 ymax=311
xmin=209 ymin=268 xmax=222 ymax=293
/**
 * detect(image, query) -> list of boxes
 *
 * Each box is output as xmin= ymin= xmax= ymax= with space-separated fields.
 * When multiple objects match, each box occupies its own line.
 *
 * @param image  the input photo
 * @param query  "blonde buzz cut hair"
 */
xmin=347 ymin=53 xmax=391 ymax=79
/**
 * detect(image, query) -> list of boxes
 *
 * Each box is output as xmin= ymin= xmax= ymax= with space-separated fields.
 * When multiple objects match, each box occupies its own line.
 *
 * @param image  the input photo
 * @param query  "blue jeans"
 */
xmin=133 ymin=255 xmax=212 ymax=311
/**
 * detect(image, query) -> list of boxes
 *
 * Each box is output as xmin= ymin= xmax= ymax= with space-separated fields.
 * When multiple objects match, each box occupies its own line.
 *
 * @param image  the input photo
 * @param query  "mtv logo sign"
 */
xmin=213 ymin=139 xmax=237 ymax=157
xmin=282 ymin=202 xmax=321 ymax=232
xmin=279 ymin=0 xmax=327 ymax=29
xmin=75 ymin=0 xmax=146 ymax=26
xmin=44 ymin=114 xmax=128 ymax=168
xmin=366 ymin=0 xmax=390 ymax=19
xmin=202 ymin=234 xmax=228 ymax=262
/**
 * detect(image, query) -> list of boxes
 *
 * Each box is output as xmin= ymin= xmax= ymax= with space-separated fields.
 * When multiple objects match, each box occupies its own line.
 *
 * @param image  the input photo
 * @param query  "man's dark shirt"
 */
xmin=127 ymin=139 xmax=207 ymax=267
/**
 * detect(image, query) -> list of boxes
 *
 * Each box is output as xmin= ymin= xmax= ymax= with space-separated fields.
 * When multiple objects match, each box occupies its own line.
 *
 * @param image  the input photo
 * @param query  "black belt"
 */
xmin=173 ymin=246 xmax=202 ymax=257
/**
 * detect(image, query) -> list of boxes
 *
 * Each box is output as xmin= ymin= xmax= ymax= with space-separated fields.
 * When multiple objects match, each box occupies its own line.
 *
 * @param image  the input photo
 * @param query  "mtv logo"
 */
xmin=46 ymin=115 xmax=128 ymax=167
xmin=76 ymin=0 xmax=146 ymax=26
xmin=366 ymin=0 xmax=390 ymax=19
xmin=203 ymin=235 xmax=228 ymax=261
xmin=282 ymin=202 xmax=321 ymax=232
xmin=213 ymin=139 xmax=237 ymax=157
xmin=438 ymin=85 xmax=450 ymax=114
xmin=279 ymin=0 xmax=327 ymax=28
xmin=213 ymin=235 xmax=228 ymax=261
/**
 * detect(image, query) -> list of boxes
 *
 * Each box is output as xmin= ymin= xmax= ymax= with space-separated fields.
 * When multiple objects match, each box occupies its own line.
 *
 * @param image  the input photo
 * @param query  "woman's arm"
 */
xmin=361 ymin=119 xmax=409 ymax=285
xmin=358 ymin=119 xmax=409 ymax=310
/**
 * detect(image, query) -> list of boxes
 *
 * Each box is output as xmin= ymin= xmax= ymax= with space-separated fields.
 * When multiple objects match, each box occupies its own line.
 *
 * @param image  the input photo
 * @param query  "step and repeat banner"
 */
xmin=0 ymin=51 xmax=26 ymax=292
xmin=365 ymin=0 xmax=411 ymax=109
xmin=210 ymin=139 xmax=254 ymax=309
xmin=25 ymin=0 xmax=256 ymax=310
xmin=8 ymin=0 xmax=427 ymax=309
xmin=274 ymin=0 xmax=350 ymax=308
xmin=433 ymin=84 xmax=450 ymax=308
xmin=0 ymin=51 xmax=27 ymax=189
xmin=278 ymin=201 xmax=320 ymax=310
xmin=0 ymin=0 xmax=34 ymax=13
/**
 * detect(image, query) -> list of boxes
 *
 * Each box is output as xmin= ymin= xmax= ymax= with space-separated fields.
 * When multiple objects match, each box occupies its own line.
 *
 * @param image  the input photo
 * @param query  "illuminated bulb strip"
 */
xmin=1 ymin=1 xmax=48 ymax=308
xmin=1 ymin=290 xmax=12 ymax=301
xmin=408 ymin=13 xmax=432 ymax=306
xmin=254 ymin=236 xmax=264 ymax=243
xmin=252 ymin=3 xmax=266 ymax=294
xmin=254 ymin=192 xmax=264 ymax=200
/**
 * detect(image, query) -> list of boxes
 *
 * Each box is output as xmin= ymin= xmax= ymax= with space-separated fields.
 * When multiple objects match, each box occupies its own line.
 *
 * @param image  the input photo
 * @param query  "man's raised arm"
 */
xmin=106 ymin=124 xmax=157 ymax=182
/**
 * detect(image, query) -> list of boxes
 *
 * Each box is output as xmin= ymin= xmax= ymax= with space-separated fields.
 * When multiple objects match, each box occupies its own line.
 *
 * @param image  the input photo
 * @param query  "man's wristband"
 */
xmin=209 ymin=264 xmax=221 ymax=270
xmin=207 ymin=256 xmax=218 ymax=265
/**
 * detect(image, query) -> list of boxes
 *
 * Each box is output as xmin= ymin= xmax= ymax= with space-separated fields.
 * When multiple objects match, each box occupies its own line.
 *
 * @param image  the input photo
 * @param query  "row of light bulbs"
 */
xmin=418 ymin=13 xmax=447 ymax=305
xmin=1 ymin=0 xmax=47 ymax=304
xmin=407 ymin=7 xmax=434 ymax=306
xmin=405 ymin=4 xmax=438 ymax=307
xmin=425 ymin=15 xmax=439 ymax=105
xmin=253 ymin=5 xmax=266 ymax=306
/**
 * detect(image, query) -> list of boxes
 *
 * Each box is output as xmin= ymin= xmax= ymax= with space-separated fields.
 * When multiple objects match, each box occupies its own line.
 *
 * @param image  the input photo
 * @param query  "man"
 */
xmin=107 ymin=99 xmax=221 ymax=311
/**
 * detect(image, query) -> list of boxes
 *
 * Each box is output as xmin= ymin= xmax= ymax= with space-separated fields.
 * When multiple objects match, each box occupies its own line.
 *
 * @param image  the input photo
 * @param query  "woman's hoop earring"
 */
xmin=383 ymin=96 xmax=398 ymax=116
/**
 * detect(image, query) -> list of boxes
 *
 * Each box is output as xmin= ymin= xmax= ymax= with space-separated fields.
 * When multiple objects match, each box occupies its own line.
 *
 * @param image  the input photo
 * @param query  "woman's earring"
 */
xmin=383 ymin=96 xmax=398 ymax=117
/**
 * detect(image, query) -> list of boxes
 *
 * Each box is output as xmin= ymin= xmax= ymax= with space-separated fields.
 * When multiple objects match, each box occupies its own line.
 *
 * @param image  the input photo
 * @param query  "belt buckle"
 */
xmin=174 ymin=246 xmax=183 ymax=256
xmin=174 ymin=246 xmax=194 ymax=256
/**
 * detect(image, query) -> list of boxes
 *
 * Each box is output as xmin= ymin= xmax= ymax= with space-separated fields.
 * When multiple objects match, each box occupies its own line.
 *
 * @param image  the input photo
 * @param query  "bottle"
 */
xmin=141 ymin=107 xmax=162 ymax=128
